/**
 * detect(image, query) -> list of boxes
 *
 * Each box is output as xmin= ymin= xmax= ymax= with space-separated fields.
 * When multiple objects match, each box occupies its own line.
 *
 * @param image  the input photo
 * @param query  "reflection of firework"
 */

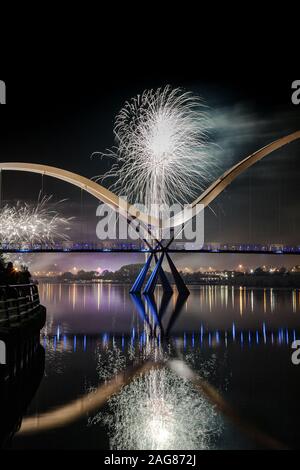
xmin=95 ymin=86 xmax=215 ymax=217
xmin=91 ymin=366 xmax=222 ymax=450
xmin=89 ymin=341 xmax=222 ymax=450
xmin=0 ymin=195 xmax=72 ymax=245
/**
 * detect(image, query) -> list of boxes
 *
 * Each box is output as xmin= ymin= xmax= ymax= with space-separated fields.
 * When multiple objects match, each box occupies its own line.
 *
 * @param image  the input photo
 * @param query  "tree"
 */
xmin=61 ymin=272 xmax=74 ymax=280
xmin=279 ymin=267 xmax=287 ymax=274
xmin=0 ymin=253 xmax=5 ymax=272
xmin=254 ymin=267 xmax=265 ymax=276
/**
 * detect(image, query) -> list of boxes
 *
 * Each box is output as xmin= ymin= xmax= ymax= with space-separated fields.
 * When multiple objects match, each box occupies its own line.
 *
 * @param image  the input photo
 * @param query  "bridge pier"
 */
xmin=130 ymin=247 xmax=190 ymax=296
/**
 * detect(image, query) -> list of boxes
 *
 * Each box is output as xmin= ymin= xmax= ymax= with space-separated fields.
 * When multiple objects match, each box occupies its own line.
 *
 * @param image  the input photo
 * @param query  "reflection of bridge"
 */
xmin=1 ymin=241 xmax=300 ymax=254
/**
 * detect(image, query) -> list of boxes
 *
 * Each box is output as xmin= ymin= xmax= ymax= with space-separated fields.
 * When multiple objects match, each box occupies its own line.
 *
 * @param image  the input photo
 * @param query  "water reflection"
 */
xmin=41 ymin=325 xmax=299 ymax=356
xmin=130 ymin=291 xmax=189 ymax=342
xmin=20 ymin=289 xmax=224 ymax=449
xmin=19 ymin=362 xmax=158 ymax=436
xmin=88 ymin=291 xmax=223 ymax=450
xmin=39 ymin=283 xmax=300 ymax=336
xmin=11 ymin=283 xmax=300 ymax=450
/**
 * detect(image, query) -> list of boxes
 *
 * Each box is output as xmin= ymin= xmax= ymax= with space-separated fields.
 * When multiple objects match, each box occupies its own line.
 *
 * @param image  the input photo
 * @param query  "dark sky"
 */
xmin=0 ymin=75 xmax=300 ymax=272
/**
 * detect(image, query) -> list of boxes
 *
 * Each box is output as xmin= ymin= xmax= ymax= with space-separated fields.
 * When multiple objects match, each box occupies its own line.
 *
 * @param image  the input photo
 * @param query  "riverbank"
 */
xmin=35 ymin=274 xmax=300 ymax=288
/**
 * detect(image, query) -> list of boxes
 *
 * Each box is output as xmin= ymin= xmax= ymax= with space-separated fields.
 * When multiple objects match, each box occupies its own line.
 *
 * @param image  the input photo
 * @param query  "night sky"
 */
xmin=0 ymin=75 xmax=300 ymax=272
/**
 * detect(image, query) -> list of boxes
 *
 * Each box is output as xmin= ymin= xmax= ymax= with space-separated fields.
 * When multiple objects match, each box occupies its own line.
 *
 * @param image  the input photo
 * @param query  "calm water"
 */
xmin=8 ymin=283 xmax=300 ymax=449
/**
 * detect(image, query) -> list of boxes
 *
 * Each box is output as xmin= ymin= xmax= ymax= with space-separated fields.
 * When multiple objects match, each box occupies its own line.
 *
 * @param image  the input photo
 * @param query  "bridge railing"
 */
xmin=0 ymin=283 xmax=40 ymax=325
xmin=1 ymin=241 xmax=300 ymax=253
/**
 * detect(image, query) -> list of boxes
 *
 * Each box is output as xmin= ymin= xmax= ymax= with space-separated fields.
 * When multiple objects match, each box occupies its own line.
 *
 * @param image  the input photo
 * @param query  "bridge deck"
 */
xmin=1 ymin=244 xmax=300 ymax=255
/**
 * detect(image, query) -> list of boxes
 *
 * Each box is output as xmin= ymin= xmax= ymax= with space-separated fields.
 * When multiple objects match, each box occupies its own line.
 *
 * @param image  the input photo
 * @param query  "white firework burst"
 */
xmin=94 ymin=86 xmax=215 ymax=217
xmin=0 ymin=195 xmax=72 ymax=245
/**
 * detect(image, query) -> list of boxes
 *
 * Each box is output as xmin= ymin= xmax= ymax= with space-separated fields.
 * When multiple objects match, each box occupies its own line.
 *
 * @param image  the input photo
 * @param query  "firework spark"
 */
xmin=89 ymin=348 xmax=222 ymax=450
xmin=102 ymin=367 xmax=221 ymax=450
xmin=0 ymin=195 xmax=72 ymax=245
xmin=94 ymin=86 xmax=215 ymax=218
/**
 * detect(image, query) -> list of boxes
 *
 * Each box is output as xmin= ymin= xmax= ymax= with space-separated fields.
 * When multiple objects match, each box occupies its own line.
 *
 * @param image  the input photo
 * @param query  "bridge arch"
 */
xmin=0 ymin=162 xmax=157 ymax=227
xmin=0 ymin=130 xmax=300 ymax=230
xmin=166 ymin=131 xmax=300 ymax=229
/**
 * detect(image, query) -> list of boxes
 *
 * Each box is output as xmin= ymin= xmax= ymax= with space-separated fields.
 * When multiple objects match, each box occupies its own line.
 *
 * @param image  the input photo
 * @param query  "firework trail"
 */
xmin=93 ymin=86 xmax=215 ymax=219
xmin=0 ymin=195 xmax=72 ymax=245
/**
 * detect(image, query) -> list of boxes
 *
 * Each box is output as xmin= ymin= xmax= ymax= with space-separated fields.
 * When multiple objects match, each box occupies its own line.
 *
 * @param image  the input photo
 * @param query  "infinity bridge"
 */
xmin=1 ymin=130 xmax=300 ymax=294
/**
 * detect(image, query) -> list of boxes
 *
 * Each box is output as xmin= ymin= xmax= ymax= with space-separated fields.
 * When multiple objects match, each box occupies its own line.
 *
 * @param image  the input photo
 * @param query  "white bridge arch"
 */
xmin=0 ymin=130 xmax=300 ymax=230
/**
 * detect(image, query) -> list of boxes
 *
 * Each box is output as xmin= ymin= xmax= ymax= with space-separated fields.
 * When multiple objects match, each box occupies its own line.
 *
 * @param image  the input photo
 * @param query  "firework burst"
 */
xmin=0 ymin=195 xmax=72 ymax=245
xmin=94 ymin=86 xmax=215 ymax=218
